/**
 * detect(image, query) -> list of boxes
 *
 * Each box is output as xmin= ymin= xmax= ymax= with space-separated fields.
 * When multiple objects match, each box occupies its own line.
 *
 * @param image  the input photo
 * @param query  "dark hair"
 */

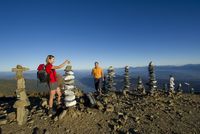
xmin=95 ymin=61 xmax=99 ymax=65
xmin=46 ymin=55 xmax=55 ymax=63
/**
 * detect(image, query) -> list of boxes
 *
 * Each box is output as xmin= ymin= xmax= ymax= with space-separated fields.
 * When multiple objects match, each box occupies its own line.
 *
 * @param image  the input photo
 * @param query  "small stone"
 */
xmin=43 ymin=129 xmax=50 ymax=134
xmin=146 ymin=115 xmax=154 ymax=121
xmin=7 ymin=112 xmax=16 ymax=122
xmin=0 ymin=119 xmax=7 ymax=125
xmin=134 ymin=116 xmax=140 ymax=122
xmin=103 ymin=97 xmax=108 ymax=104
xmin=79 ymin=98 xmax=85 ymax=104
xmin=106 ymin=104 xmax=114 ymax=112
xmin=54 ymin=116 xmax=58 ymax=122
xmin=41 ymin=99 xmax=48 ymax=108
xmin=66 ymin=129 xmax=71 ymax=133
xmin=96 ymin=101 xmax=104 ymax=111
xmin=28 ymin=119 xmax=34 ymax=124
xmin=79 ymin=103 xmax=85 ymax=111
xmin=59 ymin=110 xmax=67 ymax=120
xmin=129 ymin=128 xmax=139 ymax=133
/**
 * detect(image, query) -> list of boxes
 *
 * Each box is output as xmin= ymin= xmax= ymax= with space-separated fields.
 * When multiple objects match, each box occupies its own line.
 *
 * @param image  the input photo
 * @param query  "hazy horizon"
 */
xmin=1 ymin=63 xmax=200 ymax=72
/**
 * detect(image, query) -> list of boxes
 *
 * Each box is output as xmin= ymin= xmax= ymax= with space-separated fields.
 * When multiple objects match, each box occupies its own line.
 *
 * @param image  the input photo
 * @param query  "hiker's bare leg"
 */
xmin=49 ymin=90 xmax=56 ymax=108
xmin=56 ymin=88 xmax=62 ymax=105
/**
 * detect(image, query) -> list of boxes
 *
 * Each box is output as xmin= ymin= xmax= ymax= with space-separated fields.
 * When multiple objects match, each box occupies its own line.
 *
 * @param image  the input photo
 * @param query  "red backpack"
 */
xmin=37 ymin=64 xmax=48 ymax=83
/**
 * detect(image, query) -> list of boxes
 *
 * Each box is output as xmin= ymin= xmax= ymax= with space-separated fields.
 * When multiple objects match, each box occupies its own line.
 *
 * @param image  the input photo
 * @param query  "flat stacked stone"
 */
xmin=106 ymin=66 xmax=116 ymax=91
xmin=12 ymin=65 xmax=30 ymax=125
xmin=63 ymin=65 xmax=76 ymax=107
xmin=137 ymin=76 xmax=146 ymax=94
xmin=148 ymin=62 xmax=157 ymax=95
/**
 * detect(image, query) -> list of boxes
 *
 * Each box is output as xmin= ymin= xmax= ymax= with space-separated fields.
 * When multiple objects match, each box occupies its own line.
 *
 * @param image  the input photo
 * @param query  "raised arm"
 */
xmin=52 ymin=60 xmax=70 ymax=69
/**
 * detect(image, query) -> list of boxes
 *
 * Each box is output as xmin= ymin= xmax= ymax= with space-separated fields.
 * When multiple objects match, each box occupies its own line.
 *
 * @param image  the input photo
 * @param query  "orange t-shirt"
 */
xmin=92 ymin=67 xmax=103 ymax=79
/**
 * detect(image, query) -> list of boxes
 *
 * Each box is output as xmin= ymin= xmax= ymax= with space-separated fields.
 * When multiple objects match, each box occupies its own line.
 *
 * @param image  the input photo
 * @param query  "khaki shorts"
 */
xmin=48 ymin=82 xmax=58 ymax=91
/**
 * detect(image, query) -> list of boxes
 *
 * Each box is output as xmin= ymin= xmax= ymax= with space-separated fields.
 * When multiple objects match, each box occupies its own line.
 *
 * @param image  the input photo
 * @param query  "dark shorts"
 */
xmin=48 ymin=82 xmax=58 ymax=91
xmin=94 ymin=78 xmax=102 ymax=91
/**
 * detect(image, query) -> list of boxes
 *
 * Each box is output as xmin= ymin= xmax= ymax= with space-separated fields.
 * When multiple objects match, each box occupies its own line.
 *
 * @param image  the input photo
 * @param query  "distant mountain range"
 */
xmin=0 ymin=64 xmax=200 ymax=94
xmin=1 ymin=64 xmax=200 ymax=80
xmin=115 ymin=64 xmax=200 ymax=81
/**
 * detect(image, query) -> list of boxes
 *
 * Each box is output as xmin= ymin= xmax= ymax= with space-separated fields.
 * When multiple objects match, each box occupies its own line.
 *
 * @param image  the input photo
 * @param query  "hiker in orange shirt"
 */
xmin=91 ymin=62 xmax=104 ymax=95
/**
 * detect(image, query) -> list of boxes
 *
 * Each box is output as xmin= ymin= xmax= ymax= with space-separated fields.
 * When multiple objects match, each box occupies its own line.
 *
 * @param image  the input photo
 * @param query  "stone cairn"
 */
xmin=123 ymin=66 xmax=131 ymax=95
xmin=148 ymin=62 xmax=157 ymax=95
xmin=12 ymin=65 xmax=30 ymax=125
xmin=163 ymin=83 xmax=168 ymax=92
xmin=191 ymin=88 xmax=195 ymax=94
xmin=169 ymin=75 xmax=175 ymax=95
xmin=63 ymin=65 xmax=77 ymax=107
xmin=106 ymin=66 xmax=116 ymax=91
xmin=137 ymin=76 xmax=146 ymax=95
xmin=102 ymin=75 xmax=107 ymax=92
xmin=177 ymin=83 xmax=182 ymax=93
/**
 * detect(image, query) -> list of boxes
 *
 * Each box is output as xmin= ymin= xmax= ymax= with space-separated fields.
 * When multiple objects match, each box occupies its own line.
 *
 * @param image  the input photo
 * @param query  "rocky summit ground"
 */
xmin=0 ymin=89 xmax=200 ymax=134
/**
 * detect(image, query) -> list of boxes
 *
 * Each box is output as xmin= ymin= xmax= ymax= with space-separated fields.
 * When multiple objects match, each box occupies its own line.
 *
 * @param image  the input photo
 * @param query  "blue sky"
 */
xmin=0 ymin=0 xmax=200 ymax=71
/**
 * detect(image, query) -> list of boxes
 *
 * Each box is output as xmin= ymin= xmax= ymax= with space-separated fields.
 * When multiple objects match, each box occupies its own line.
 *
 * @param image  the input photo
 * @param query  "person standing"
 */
xmin=45 ymin=55 xmax=70 ymax=115
xmin=91 ymin=62 xmax=104 ymax=95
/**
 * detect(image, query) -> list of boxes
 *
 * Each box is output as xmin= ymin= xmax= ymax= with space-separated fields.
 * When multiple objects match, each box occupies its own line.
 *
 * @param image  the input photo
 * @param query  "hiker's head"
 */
xmin=46 ymin=55 xmax=55 ymax=64
xmin=95 ymin=62 xmax=99 ymax=68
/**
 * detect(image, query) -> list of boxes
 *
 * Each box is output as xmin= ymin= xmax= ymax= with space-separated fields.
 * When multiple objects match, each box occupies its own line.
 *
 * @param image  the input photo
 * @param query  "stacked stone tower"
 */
xmin=137 ymin=76 xmax=146 ymax=94
xmin=12 ymin=65 xmax=30 ymax=125
xmin=106 ymin=66 xmax=116 ymax=91
xmin=169 ymin=75 xmax=175 ymax=94
xmin=63 ymin=65 xmax=76 ymax=107
xmin=123 ymin=66 xmax=131 ymax=90
xmin=148 ymin=62 xmax=157 ymax=95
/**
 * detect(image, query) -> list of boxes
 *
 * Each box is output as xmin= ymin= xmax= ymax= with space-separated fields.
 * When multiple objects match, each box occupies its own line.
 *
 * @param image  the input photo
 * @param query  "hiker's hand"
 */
xmin=66 ymin=60 xmax=70 ymax=64
xmin=64 ymin=60 xmax=70 ymax=64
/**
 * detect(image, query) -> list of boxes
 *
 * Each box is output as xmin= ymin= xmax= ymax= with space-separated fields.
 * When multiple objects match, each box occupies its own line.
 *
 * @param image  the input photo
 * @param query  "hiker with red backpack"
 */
xmin=37 ymin=55 xmax=70 ymax=116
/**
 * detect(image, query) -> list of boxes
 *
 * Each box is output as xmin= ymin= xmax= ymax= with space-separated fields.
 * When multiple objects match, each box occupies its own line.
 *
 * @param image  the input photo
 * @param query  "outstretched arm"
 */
xmin=52 ymin=60 xmax=70 ymax=69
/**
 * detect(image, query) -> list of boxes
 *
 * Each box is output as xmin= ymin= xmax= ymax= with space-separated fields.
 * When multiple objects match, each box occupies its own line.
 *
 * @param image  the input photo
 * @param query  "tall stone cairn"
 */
xmin=191 ymin=88 xmax=195 ymax=94
xmin=163 ymin=83 xmax=168 ymax=92
xmin=123 ymin=66 xmax=131 ymax=90
xmin=177 ymin=83 xmax=182 ymax=93
xmin=102 ymin=76 xmax=107 ymax=92
xmin=148 ymin=62 xmax=157 ymax=95
xmin=63 ymin=65 xmax=77 ymax=107
xmin=106 ymin=66 xmax=116 ymax=91
xmin=137 ymin=76 xmax=146 ymax=94
xmin=169 ymin=76 xmax=175 ymax=94
xmin=12 ymin=65 xmax=30 ymax=125
xmin=177 ymin=83 xmax=183 ymax=96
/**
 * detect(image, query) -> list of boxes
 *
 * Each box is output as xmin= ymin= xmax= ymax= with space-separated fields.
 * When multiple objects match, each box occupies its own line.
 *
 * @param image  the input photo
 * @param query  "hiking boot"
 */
xmin=48 ymin=108 xmax=53 ymax=117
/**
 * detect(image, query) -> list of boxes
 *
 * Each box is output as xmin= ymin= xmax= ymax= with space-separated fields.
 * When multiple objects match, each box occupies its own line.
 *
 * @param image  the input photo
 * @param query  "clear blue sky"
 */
xmin=0 ymin=0 xmax=200 ymax=71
